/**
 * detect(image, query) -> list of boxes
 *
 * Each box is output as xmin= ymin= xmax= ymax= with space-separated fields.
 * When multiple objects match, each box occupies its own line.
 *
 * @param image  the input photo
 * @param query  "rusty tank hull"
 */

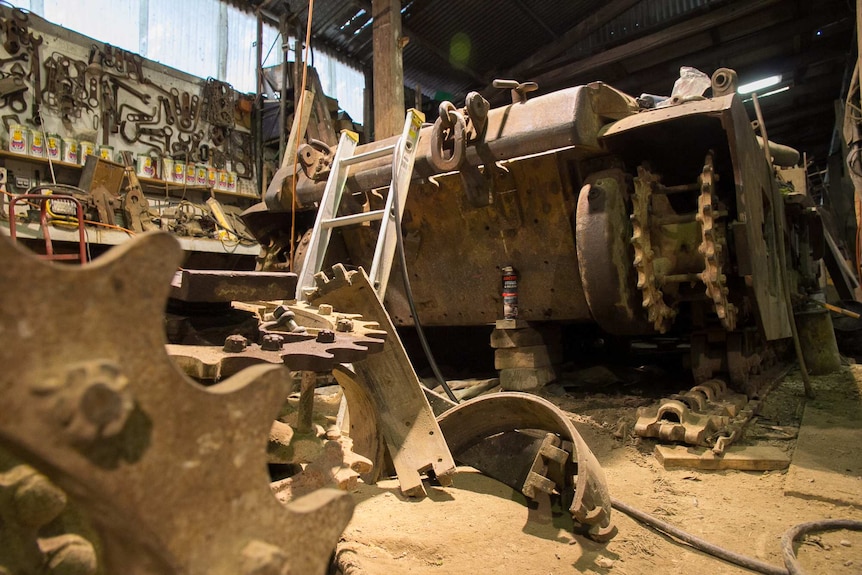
xmin=245 ymin=73 xmax=818 ymax=351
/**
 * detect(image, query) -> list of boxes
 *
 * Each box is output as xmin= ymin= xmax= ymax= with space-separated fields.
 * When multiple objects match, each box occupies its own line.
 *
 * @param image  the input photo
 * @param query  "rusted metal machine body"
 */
xmin=251 ymin=74 xmax=807 ymax=340
xmin=246 ymin=71 xmax=822 ymax=390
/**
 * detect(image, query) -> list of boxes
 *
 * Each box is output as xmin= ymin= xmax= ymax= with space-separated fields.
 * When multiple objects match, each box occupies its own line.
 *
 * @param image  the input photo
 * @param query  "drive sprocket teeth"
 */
xmin=631 ymin=165 xmax=677 ymax=333
xmin=696 ymin=153 xmax=737 ymax=331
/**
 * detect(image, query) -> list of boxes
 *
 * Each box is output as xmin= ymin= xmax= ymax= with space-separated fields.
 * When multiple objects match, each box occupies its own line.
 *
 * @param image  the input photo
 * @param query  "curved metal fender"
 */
xmin=436 ymin=392 xmax=615 ymax=541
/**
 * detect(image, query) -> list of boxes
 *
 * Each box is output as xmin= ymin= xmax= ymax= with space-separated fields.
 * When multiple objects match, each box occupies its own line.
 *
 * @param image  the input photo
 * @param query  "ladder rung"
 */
xmin=321 ymin=209 xmax=386 ymax=228
xmin=341 ymin=144 xmax=396 ymax=166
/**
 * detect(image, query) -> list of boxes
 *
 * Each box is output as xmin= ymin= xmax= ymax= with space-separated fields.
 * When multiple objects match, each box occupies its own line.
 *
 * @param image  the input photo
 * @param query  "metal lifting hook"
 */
xmin=429 ymin=101 xmax=466 ymax=173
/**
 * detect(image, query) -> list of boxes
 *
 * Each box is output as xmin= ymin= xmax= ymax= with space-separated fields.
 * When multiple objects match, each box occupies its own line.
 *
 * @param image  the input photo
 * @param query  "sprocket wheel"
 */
xmin=696 ymin=152 xmax=737 ymax=331
xmin=631 ymin=165 xmax=677 ymax=333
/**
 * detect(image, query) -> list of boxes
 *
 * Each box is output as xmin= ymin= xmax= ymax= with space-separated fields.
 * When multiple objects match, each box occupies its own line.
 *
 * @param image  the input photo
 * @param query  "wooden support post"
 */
xmin=372 ymin=0 xmax=405 ymax=140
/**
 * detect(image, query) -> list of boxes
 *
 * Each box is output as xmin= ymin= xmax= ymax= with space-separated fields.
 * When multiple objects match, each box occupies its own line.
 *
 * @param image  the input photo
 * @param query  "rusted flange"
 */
xmin=436 ymin=392 xmax=615 ymax=541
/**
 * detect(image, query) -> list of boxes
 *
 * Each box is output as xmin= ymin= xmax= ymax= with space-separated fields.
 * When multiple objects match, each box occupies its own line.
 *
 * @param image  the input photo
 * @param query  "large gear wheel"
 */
xmin=631 ymin=165 xmax=677 ymax=333
xmin=0 ymin=231 xmax=354 ymax=575
xmin=697 ymin=152 xmax=737 ymax=331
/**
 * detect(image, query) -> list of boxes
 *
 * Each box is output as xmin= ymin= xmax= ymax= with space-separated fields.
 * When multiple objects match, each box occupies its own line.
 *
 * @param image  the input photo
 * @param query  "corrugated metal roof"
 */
xmin=272 ymin=0 xmax=733 ymax=103
xmin=240 ymin=0 xmax=853 ymax=165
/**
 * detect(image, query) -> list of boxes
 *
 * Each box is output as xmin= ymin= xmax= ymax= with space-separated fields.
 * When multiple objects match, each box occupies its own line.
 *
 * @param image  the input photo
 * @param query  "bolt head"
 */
xmin=261 ymin=334 xmax=285 ymax=351
xmin=318 ymin=304 xmax=333 ymax=316
xmin=316 ymin=329 xmax=336 ymax=343
xmin=224 ymin=334 xmax=249 ymax=353
xmin=335 ymin=319 xmax=354 ymax=332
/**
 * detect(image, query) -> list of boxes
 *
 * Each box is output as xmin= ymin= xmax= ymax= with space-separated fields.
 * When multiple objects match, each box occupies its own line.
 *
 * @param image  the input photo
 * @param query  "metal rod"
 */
xmin=296 ymin=370 xmax=317 ymax=434
xmin=255 ymin=10 xmax=264 ymax=198
xmin=322 ymin=209 xmax=385 ymax=228
xmin=278 ymin=14 xmax=290 ymax=166
xmin=342 ymin=144 xmax=396 ymax=166
xmin=655 ymin=210 xmax=728 ymax=226
xmin=662 ymin=273 xmax=702 ymax=284
xmin=655 ymin=182 xmax=701 ymax=194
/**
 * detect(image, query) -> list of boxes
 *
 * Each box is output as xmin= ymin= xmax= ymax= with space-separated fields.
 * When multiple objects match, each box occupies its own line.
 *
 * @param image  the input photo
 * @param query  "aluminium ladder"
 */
xmin=295 ymin=108 xmax=425 ymax=301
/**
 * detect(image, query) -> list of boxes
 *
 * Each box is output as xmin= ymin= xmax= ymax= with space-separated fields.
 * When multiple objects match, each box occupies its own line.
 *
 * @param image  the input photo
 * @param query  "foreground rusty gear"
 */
xmin=0 ymin=232 xmax=353 ymax=575
xmin=434 ymin=392 xmax=616 ymax=541
xmin=697 ymin=153 xmax=737 ymax=331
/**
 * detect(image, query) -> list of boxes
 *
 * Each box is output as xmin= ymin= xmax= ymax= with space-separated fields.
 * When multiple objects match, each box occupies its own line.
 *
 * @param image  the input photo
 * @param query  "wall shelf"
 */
xmin=0 ymin=219 xmax=259 ymax=256
xmin=0 ymin=150 xmax=259 ymax=200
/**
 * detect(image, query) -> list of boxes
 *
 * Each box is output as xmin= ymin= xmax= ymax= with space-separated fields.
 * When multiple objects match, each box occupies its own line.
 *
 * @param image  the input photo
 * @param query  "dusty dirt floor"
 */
xmin=333 ymin=365 xmax=862 ymax=575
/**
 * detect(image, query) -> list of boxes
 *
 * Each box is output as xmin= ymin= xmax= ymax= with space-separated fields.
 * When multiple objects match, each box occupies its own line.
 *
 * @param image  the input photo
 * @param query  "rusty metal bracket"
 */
xmin=308 ymin=264 xmax=458 ymax=497
xmin=434 ymin=392 xmax=616 ymax=541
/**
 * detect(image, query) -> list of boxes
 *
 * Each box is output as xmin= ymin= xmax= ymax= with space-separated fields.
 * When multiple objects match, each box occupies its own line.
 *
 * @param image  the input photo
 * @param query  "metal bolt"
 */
xmin=318 ymin=303 xmax=333 ymax=316
xmin=223 ymin=334 xmax=248 ymax=353
xmin=261 ymin=334 xmax=284 ymax=351
xmin=316 ymin=329 xmax=336 ymax=343
xmin=336 ymin=318 xmax=354 ymax=332
xmin=272 ymin=306 xmax=306 ymax=333
xmin=56 ymin=361 xmax=134 ymax=443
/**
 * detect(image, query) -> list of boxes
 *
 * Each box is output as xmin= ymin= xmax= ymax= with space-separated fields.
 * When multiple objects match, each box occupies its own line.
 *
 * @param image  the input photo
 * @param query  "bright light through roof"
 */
xmin=738 ymin=75 xmax=782 ymax=94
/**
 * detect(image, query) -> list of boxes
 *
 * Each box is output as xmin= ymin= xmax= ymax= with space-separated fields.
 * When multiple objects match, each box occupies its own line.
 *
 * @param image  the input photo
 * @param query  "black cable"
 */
xmin=389 ymin=145 xmax=458 ymax=403
xmin=612 ymin=497 xmax=862 ymax=575
xmin=782 ymin=519 xmax=862 ymax=575
xmin=611 ymin=497 xmax=787 ymax=575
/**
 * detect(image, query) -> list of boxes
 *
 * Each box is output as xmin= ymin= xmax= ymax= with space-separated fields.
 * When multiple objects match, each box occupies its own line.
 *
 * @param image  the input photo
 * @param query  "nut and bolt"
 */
xmin=223 ymin=334 xmax=249 ymax=353
xmin=335 ymin=318 xmax=354 ymax=332
xmin=272 ymin=306 xmax=306 ymax=333
xmin=261 ymin=333 xmax=285 ymax=351
xmin=316 ymin=329 xmax=336 ymax=344
xmin=318 ymin=304 xmax=333 ymax=315
xmin=40 ymin=360 xmax=135 ymax=443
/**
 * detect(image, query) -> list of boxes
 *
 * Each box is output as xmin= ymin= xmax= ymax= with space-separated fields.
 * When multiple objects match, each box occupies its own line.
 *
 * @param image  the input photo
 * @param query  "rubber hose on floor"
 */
xmin=613 ymin=497 xmax=862 ymax=575
xmin=782 ymin=519 xmax=862 ymax=575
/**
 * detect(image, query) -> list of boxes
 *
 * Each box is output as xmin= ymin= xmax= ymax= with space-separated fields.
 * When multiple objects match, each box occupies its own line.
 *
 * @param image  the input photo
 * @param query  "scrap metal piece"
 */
xmin=0 ymin=232 xmax=353 ymax=574
xmin=308 ymin=264 xmax=457 ymax=497
xmin=634 ymin=378 xmax=749 ymax=446
xmin=166 ymin=304 xmax=387 ymax=376
xmin=435 ymin=392 xmax=615 ymax=541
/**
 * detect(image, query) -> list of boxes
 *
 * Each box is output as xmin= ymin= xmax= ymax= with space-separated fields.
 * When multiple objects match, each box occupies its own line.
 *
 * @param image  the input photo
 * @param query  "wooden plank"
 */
xmin=494 ymin=345 xmax=561 ymax=370
xmin=655 ymin=445 xmax=790 ymax=471
xmin=490 ymin=326 xmax=558 ymax=349
xmin=372 ymin=0 xmax=405 ymax=140
xmin=533 ymin=0 xmax=784 ymax=89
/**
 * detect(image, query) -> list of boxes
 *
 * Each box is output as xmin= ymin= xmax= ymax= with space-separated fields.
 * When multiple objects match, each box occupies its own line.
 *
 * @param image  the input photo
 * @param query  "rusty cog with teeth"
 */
xmin=697 ymin=152 xmax=737 ymax=331
xmin=0 ymin=231 xmax=356 ymax=575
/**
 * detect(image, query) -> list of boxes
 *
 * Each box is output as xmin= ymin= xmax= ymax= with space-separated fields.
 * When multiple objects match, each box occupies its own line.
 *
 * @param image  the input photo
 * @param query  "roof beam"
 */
xmin=352 ymin=0 xmax=486 ymax=84
xmin=531 ymin=0 xmax=785 ymax=91
xmin=509 ymin=0 xmax=558 ymax=40
xmin=487 ymin=0 xmax=642 ymax=90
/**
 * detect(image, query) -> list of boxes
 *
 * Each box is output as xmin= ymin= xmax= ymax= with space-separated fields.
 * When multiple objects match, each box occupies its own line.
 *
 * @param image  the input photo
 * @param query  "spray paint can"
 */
xmin=501 ymin=265 xmax=519 ymax=320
